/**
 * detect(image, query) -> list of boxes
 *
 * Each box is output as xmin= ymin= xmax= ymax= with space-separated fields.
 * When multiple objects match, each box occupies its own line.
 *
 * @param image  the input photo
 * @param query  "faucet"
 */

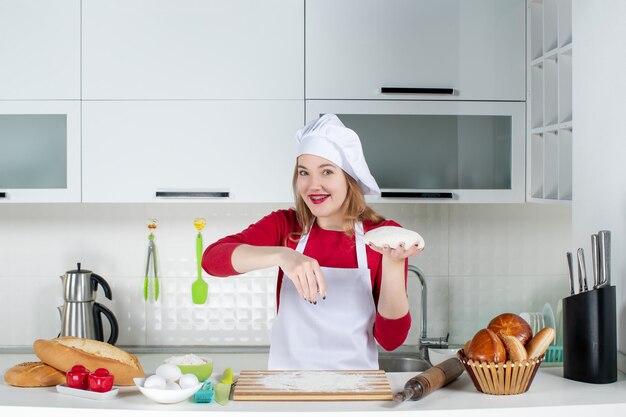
xmin=407 ymin=265 xmax=449 ymax=360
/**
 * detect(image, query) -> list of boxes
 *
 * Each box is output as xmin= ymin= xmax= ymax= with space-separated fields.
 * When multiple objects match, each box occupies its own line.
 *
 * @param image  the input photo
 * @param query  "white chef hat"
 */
xmin=295 ymin=114 xmax=381 ymax=196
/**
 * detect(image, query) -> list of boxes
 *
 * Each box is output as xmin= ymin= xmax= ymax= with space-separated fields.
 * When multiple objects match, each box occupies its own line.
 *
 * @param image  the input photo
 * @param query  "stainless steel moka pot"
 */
xmin=58 ymin=263 xmax=119 ymax=345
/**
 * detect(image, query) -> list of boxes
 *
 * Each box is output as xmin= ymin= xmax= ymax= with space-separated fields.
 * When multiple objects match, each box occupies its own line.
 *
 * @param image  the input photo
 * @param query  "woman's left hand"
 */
xmin=367 ymin=242 xmax=423 ymax=262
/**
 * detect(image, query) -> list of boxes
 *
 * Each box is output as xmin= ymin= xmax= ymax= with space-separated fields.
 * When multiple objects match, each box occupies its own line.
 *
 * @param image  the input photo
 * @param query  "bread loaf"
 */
xmin=33 ymin=337 xmax=144 ymax=385
xmin=3 ymin=361 xmax=66 ymax=387
xmin=525 ymin=327 xmax=556 ymax=359
xmin=466 ymin=328 xmax=507 ymax=363
xmin=500 ymin=335 xmax=528 ymax=362
xmin=487 ymin=313 xmax=533 ymax=346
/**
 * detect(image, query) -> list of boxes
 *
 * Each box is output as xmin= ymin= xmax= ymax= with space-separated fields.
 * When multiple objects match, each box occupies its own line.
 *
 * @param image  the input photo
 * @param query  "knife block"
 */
xmin=562 ymin=285 xmax=617 ymax=384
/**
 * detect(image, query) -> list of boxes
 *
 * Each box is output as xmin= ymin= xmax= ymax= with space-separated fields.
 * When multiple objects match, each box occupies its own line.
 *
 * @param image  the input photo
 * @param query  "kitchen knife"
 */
xmin=576 ymin=248 xmax=588 ymax=292
xmin=566 ymin=252 xmax=575 ymax=295
xmin=598 ymin=230 xmax=611 ymax=287
xmin=591 ymin=234 xmax=600 ymax=289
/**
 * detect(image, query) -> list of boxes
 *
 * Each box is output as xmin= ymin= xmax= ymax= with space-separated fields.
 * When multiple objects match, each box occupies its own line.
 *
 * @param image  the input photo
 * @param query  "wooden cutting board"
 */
xmin=233 ymin=370 xmax=392 ymax=401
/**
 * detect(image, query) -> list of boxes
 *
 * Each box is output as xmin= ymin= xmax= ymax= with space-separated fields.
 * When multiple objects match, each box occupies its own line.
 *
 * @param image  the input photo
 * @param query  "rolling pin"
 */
xmin=393 ymin=358 xmax=464 ymax=402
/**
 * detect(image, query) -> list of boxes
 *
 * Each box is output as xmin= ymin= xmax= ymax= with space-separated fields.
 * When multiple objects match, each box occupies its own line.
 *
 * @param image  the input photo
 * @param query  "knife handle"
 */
xmin=591 ymin=234 xmax=600 ymax=288
xmin=566 ymin=252 xmax=575 ymax=295
xmin=576 ymin=248 xmax=586 ymax=293
xmin=598 ymin=230 xmax=611 ymax=286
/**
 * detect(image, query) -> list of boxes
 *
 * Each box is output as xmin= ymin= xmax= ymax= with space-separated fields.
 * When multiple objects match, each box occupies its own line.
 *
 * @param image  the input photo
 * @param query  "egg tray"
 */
xmin=457 ymin=350 xmax=545 ymax=395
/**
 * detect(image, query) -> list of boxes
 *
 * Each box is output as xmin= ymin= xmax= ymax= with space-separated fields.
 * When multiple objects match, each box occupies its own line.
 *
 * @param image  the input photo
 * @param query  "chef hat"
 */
xmin=295 ymin=114 xmax=381 ymax=196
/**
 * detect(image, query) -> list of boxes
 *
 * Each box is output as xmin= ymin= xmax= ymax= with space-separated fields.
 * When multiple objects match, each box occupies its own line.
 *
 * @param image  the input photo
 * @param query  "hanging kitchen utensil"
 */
xmin=144 ymin=219 xmax=160 ymax=302
xmin=191 ymin=218 xmax=208 ymax=304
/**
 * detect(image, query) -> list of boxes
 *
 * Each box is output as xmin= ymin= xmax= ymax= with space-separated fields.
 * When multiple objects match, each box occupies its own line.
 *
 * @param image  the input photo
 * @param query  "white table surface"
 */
xmin=2 ymin=352 xmax=626 ymax=417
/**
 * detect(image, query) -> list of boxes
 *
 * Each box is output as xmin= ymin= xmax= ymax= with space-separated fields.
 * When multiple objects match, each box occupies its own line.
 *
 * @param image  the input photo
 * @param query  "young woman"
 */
xmin=202 ymin=114 xmax=422 ymax=370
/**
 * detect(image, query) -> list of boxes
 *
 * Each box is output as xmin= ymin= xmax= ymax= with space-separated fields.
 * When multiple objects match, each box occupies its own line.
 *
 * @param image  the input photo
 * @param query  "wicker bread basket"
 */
xmin=457 ymin=349 xmax=544 ymax=395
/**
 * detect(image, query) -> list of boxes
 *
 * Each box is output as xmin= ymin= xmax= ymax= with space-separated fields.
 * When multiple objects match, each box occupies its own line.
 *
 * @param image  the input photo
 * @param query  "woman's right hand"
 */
xmin=277 ymin=248 xmax=327 ymax=304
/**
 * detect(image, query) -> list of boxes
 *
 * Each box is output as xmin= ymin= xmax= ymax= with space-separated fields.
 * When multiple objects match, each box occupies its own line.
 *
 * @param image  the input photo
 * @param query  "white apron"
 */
xmin=267 ymin=222 xmax=378 ymax=370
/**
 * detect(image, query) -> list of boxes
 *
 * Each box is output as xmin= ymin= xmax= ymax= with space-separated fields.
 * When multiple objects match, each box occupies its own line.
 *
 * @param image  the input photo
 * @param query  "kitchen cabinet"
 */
xmin=82 ymin=100 xmax=302 ymax=203
xmin=527 ymin=0 xmax=573 ymax=203
xmin=305 ymin=0 xmax=525 ymax=101
xmin=81 ymin=0 xmax=303 ymax=100
xmin=0 ymin=0 xmax=80 ymax=99
xmin=307 ymin=100 xmax=526 ymax=203
xmin=0 ymin=101 xmax=81 ymax=202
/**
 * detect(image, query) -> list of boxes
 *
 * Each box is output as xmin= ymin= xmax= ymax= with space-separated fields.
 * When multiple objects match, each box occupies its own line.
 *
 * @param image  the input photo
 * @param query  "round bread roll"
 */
xmin=364 ymin=226 xmax=425 ymax=250
xmin=500 ymin=335 xmax=528 ymax=362
xmin=487 ymin=313 xmax=532 ymax=346
xmin=466 ymin=328 xmax=507 ymax=363
xmin=525 ymin=327 xmax=556 ymax=359
xmin=3 ymin=361 xmax=66 ymax=387
xmin=462 ymin=339 xmax=472 ymax=356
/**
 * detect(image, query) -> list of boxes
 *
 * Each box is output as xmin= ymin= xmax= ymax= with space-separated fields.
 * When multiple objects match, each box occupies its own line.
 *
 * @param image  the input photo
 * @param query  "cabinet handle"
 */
xmin=381 ymin=191 xmax=454 ymax=199
xmin=155 ymin=190 xmax=230 ymax=199
xmin=0 ymin=192 xmax=6 ymax=199
xmin=381 ymin=87 xmax=454 ymax=95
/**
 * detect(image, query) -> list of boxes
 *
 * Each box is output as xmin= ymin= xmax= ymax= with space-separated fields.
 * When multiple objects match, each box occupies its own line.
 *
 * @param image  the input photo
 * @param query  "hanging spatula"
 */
xmin=191 ymin=218 xmax=208 ymax=304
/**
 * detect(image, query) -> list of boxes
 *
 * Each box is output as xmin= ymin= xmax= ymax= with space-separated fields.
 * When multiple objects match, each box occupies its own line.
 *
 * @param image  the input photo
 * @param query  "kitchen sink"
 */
xmin=378 ymin=356 xmax=431 ymax=372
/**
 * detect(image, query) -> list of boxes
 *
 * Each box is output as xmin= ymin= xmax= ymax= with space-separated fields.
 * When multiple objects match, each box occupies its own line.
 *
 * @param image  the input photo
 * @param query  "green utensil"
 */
xmin=192 ymin=218 xmax=208 ymax=304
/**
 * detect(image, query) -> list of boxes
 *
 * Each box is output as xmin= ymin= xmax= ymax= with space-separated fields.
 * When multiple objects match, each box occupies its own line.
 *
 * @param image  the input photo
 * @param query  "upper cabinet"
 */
xmin=0 ymin=0 xmax=80 ymax=100
xmin=82 ymin=0 xmax=304 ymax=100
xmin=82 ymin=100 xmax=301 ymax=203
xmin=307 ymin=100 xmax=526 ymax=203
xmin=305 ymin=0 xmax=526 ymax=101
xmin=0 ymin=101 xmax=81 ymax=202
xmin=527 ymin=0 xmax=572 ymax=203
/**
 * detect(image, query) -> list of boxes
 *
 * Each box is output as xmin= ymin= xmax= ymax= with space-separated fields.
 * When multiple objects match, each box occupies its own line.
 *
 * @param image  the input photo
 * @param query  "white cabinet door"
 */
xmin=0 ymin=0 xmax=80 ymax=99
xmin=306 ymin=100 xmax=526 ymax=203
xmin=82 ymin=0 xmax=304 ymax=100
xmin=306 ymin=0 xmax=525 ymax=101
xmin=82 ymin=101 xmax=302 ymax=203
xmin=0 ymin=101 xmax=81 ymax=202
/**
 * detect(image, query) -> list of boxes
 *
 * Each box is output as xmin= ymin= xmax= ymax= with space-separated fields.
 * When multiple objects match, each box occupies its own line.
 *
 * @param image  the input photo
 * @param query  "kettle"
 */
xmin=58 ymin=263 xmax=119 ymax=345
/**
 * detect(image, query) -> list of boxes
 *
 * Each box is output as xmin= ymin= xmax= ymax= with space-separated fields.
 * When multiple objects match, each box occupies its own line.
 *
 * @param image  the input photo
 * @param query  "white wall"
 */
xmin=572 ymin=1 xmax=626 ymax=372
xmin=0 ymin=203 xmax=570 ymax=348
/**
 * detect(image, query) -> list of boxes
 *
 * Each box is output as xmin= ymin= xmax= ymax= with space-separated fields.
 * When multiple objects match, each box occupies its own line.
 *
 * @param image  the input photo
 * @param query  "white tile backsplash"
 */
xmin=0 ymin=203 xmax=571 ymax=348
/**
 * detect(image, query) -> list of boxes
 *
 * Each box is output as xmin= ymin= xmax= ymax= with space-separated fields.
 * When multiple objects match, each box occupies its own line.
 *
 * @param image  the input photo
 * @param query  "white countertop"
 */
xmin=2 ymin=352 xmax=626 ymax=417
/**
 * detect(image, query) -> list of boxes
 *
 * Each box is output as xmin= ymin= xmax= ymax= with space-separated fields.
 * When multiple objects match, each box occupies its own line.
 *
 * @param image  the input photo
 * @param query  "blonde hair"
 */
xmin=290 ymin=163 xmax=385 ymax=240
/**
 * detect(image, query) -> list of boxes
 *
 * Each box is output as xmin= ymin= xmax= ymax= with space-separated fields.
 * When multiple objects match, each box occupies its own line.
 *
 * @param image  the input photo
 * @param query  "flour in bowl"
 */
xmin=259 ymin=372 xmax=367 ymax=392
xmin=164 ymin=354 xmax=209 ymax=365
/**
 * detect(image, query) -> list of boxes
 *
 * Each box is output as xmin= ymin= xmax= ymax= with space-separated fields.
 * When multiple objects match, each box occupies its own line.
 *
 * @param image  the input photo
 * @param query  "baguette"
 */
xmin=33 ymin=337 xmax=144 ymax=385
xmin=3 ymin=361 xmax=66 ymax=387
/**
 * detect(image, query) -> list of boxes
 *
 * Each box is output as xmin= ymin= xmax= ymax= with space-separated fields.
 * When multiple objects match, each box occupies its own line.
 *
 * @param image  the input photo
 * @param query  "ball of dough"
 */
xmin=364 ymin=226 xmax=425 ymax=249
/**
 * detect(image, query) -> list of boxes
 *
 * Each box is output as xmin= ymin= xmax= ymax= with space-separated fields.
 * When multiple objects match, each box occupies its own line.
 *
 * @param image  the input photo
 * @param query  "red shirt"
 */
xmin=202 ymin=209 xmax=411 ymax=351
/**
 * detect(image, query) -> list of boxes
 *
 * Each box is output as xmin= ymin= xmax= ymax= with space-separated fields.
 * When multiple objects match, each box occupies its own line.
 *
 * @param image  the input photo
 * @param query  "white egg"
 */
xmin=156 ymin=363 xmax=182 ymax=383
xmin=143 ymin=374 xmax=166 ymax=390
xmin=165 ymin=382 xmax=182 ymax=390
xmin=178 ymin=373 xmax=199 ymax=390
